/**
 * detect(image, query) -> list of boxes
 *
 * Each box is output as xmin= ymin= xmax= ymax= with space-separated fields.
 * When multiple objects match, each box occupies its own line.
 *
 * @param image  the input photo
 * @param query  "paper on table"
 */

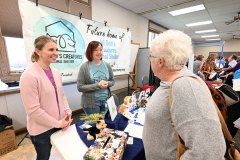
xmin=234 ymin=117 xmax=240 ymax=129
xmin=107 ymin=96 xmax=118 ymax=121
xmin=124 ymin=123 xmax=143 ymax=139
xmin=234 ymin=125 xmax=240 ymax=129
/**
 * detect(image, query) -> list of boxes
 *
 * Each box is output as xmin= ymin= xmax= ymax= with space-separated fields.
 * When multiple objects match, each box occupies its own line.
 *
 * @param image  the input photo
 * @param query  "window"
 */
xmin=0 ymin=35 xmax=22 ymax=82
xmin=148 ymin=21 xmax=166 ymax=47
xmin=4 ymin=37 xmax=28 ymax=72
xmin=148 ymin=31 xmax=160 ymax=47
xmin=72 ymin=0 xmax=91 ymax=6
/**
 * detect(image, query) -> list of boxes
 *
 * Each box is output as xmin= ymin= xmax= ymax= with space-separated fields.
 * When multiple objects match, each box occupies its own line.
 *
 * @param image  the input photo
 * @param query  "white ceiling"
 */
xmin=109 ymin=0 xmax=240 ymax=42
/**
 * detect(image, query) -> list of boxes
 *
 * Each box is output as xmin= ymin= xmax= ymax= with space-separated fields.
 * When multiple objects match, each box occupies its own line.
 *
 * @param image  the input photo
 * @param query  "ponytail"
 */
xmin=31 ymin=51 xmax=39 ymax=62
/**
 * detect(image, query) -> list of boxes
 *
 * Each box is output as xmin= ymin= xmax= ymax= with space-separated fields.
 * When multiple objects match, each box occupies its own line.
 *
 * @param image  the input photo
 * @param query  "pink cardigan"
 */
xmin=20 ymin=62 xmax=71 ymax=136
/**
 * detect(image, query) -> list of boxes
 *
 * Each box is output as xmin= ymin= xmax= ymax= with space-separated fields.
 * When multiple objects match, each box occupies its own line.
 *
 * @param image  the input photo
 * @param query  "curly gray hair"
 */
xmin=150 ymin=30 xmax=193 ymax=69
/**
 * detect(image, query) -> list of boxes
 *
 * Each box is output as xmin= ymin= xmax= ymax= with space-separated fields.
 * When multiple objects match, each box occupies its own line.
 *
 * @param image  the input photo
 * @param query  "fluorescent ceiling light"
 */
xmin=195 ymin=29 xmax=216 ymax=34
xmin=169 ymin=4 xmax=205 ymax=16
xmin=205 ymin=38 xmax=221 ymax=41
xmin=201 ymin=35 xmax=219 ymax=38
xmin=186 ymin=21 xmax=212 ymax=27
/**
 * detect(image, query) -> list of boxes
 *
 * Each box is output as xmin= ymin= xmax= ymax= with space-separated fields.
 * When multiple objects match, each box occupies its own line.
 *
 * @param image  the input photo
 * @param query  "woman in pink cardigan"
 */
xmin=20 ymin=35 xmax=72 ymax=160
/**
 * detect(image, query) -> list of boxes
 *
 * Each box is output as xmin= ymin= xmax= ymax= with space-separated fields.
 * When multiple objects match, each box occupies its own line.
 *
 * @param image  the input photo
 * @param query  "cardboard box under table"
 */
xmin=0 ymin=125 xmax=17 ymax=156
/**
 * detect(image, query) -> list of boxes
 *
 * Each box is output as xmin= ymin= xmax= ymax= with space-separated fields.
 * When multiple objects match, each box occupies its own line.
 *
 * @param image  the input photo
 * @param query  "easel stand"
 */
xmin=18 ymin=132 xmax=29 ymax=146
xmin=128 ymin=73 xmax=140 ymax=95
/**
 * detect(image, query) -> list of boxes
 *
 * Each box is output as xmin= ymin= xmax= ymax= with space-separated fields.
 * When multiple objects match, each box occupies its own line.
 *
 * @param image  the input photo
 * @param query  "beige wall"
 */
xmin=92 ymin=0 xmax=149 ymax=48
xmin=194 ymin=40 xmax=240 ymax=59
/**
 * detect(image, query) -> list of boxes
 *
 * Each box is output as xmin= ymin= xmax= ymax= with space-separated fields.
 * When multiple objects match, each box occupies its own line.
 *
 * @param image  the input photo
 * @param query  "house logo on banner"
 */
xmin=33 ymin=16 xmax=85 ymax=72
xmin=19 ymin=0 xmax=131 ymax=83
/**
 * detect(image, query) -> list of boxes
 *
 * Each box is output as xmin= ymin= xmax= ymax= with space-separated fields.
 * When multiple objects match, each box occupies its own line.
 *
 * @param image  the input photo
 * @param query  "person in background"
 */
xmin=200 ymin=54 xmax=222 ymax=80
xmin=20 ymin=35 xmax=72 ymax=160
xmin=237 ymin=56 xmax=240 ymax=63
xmin=215 ymin=55 xmax=225 ymax=68
xmin=77 ymin=41 xmax=115 ymax=114
xmin=193 ymin=54 xmax=204 ymax=74
xmin=224 ymin=58 xmax=229 ymax=68
xmin=142 ymin=30 xmax=225 ymax=160
xmin=220 ymin=54 xmax=238 ymax=86
xmin=222 ymin=54 xmax=238 ymax=72
xmin=221 ymin=57 xmax=240 ymax=86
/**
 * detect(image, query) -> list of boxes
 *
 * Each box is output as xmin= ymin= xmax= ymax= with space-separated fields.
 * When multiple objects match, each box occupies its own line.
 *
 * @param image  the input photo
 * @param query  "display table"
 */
xmin=51 ymin=113 xmax=146 ymax=160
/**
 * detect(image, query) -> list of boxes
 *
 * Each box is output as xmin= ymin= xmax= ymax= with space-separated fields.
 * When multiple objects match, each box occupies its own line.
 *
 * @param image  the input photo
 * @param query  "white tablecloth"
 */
xmin=51 ymin=125 xmax=88 ymax=160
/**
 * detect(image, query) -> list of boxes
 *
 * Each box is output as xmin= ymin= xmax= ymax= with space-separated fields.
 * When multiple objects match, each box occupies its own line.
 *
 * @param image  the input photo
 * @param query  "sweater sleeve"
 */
xmin=106 ymin=63 xmax=115 ymax=87
xmin=77 ymin=63 xmax=101 ymax=92
xmin=171 ymin=77 xmax=225 ymax=159
xmin=20 ymin=73 xmax=62 ymax=128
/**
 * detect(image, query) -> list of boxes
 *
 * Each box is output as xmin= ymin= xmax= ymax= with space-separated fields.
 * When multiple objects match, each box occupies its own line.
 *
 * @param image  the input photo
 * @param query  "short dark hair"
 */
xmin=196 ymin=55 xmax=204 ymax=61
xmin=232 ymin=54 xmax=238 ymax=60
xmin=85 ymin=41 xmax=103 ymax=61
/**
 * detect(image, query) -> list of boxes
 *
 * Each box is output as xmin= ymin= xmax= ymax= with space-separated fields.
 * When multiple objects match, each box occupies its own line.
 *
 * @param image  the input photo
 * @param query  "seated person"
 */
xmin=221 ymin=60 xmax=240 ymax=87
xmin=200 ymin=54 xmax=222 ymax=80
xmin=221 ymin=54 xmax=238 ymax=73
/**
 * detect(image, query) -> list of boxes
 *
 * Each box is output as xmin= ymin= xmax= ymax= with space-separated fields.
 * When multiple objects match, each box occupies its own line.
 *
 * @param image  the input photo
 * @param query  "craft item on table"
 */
xmin=136 ymin=99 xmax=148 ymax=108
xmin=138 ymin=91 xmax=145 ymax=100
xmin=118 ymin=96 xmax=132 ymax=114
xmin=145 ymin=88 xmax=151 ymax=98
xmin=79 ymin=123 xmax=92 ymax=130
xmin=129 ymin=102 xmax=137 ymax=112
xmin=79 ymin=113 xmax=104 ymax=124
xmin=123 ymin=96 xmax=132 ymax=104
xmin=83 ymin=130 xmax=128 ymax=160
xmin=83 ymin=119 xmax=107 ymax=141
xmin=118 ymin=103 xmax=128 ymax=114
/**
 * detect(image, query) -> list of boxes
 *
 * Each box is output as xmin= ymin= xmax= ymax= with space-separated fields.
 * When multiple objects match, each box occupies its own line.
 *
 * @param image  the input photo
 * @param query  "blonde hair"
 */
xmin=150 ymin=30 xmax=193 ymax=69
xmin=206 ymin=54 xmax=215 ymax=63
xmin=31 ymin=35 xmax=56 ymax=62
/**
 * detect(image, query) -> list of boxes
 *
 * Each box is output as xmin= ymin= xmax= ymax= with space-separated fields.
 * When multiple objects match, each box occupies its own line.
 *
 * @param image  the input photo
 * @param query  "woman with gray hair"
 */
xmin=142 ymin=30 xmax=226 ymax=159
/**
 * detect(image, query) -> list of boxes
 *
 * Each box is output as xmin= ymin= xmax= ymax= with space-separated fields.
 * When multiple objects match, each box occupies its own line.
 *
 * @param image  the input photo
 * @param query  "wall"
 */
xmin=92 ymin=0 xmax=149 ymax=48
xmin=194 ymin=40 xmax=240 ymax=58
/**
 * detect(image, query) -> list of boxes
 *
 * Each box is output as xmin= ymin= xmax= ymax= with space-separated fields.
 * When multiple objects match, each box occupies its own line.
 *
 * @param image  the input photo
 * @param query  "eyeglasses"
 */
xmin=148 ymin=54 xmax=159 ymax=60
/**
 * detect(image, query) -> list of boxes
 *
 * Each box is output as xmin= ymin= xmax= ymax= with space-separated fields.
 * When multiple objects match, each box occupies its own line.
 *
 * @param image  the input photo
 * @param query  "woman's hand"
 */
xmin=220 ymin=74 xmax=228 ymax=78
xmin=98 ymin=80 xmax=108 ymax=88
xmin=203 ymin=71 xmax=211 ymax=75
xmin=61 ymin=114 xmax=73 ymax=131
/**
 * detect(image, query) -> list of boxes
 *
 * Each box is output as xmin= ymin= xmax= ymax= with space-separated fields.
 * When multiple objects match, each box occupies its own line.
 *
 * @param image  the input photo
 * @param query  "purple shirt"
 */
xmin=234 ymin=62 xmax=240 ymax=72
xmin=43 ymin=68 xmax=60 ymax=116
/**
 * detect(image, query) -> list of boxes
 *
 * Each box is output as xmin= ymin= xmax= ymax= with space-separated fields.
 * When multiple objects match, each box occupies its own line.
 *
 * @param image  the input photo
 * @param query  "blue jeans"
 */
xmin=83 ymin=99 xmax=107 ymax=114
xmin=30 ymin=128 xmax=59 ymax=160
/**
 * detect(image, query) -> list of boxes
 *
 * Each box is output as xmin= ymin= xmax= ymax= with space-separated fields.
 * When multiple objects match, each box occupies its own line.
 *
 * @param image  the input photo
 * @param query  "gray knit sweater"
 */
xmin=76 ymin=61 xmax=115 ymax=108
xmin=142 ymin=67 xmax=226 ymax=160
